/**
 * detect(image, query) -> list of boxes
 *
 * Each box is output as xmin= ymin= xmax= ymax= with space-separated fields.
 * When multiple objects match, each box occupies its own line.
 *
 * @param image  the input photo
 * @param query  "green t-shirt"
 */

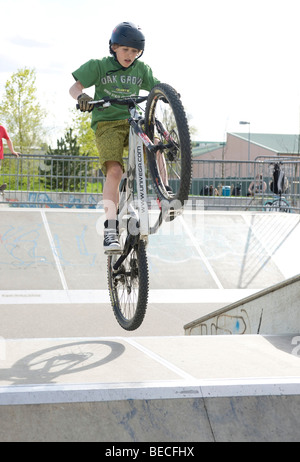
xmin=72 ymin=56 xmax=160 ymax=131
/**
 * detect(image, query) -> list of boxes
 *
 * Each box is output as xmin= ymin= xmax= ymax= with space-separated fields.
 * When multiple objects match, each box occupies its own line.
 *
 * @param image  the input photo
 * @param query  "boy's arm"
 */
xmin=69 ymin=80 xmax=94 ymax=112
xmin=69 ymin=80 xmax=85 ymax=99
xmin=7 ymin=138 xmax=20 ymax=157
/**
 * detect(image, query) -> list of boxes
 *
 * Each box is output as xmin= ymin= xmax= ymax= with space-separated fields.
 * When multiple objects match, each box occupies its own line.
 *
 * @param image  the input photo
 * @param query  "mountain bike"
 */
xmin=263 ymin=196 xmax=291 ymax=212
xmin=79 ymin=83 xmax=192 ymax=330
xmin=263 ymin=162 xmax=291 ymax=213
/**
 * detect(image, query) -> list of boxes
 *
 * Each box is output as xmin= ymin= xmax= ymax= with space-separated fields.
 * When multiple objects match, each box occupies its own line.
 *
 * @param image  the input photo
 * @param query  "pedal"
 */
xmin=104 ymin=249 xmax=122 ymax=255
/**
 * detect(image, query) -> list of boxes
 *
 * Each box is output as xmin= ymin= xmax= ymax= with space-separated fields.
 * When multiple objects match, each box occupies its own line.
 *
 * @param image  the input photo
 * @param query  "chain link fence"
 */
xmin=1 ymin=154 xmax=300 ymax=212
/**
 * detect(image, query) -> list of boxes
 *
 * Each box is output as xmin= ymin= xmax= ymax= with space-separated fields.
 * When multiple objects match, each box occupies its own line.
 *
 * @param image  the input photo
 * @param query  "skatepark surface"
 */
xmin=0 ymin=207 xmax=300 ymax=441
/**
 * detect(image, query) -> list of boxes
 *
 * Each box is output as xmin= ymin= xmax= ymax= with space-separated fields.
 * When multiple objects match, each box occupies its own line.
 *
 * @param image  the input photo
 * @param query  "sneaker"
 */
xmin=103 ymin=220 xmax=121 ymax=253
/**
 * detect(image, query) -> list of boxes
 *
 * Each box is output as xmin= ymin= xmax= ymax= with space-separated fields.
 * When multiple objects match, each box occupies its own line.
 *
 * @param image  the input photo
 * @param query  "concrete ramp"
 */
xmin=184 ymin=274 xmax=300 ymax=336
xmin=1 ymin=209 xmax=300 ymax=441
xmin=1 ymin=334 xmax=300 ymax=442
xmin=1 ymin=209 xmax=300 ymax=338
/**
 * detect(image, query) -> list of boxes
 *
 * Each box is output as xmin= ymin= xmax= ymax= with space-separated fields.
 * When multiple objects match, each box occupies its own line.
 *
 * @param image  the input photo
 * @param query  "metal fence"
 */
xmin=0 ymin=153 xmax=103 ymax=208
xmin=192 ymin=156 xmax=300 ymax=213
xmin=1 ymin=153 xmax=300 ymax=212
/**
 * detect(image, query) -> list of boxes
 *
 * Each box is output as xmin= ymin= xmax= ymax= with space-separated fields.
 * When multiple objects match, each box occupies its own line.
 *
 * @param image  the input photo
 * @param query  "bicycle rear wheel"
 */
xmin=145 ymin=83 xmax=192 ymax=205
xmin=107 ymin=239 xmax=149 ymax=331
xmin=264 ymin=198 xmax=291 ymax=213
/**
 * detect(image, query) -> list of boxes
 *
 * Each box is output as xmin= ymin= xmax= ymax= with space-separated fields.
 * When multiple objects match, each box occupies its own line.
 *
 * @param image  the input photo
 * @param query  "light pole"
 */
xmin=239 ymin=121 xmax=251 ymax=161
xmin=239 ymin=121 xmax=251 ymax=177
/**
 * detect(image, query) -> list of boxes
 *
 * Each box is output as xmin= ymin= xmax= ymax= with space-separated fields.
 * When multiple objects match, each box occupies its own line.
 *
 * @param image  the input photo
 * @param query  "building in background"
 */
xmin=192 ymin=133 xmax=300 ymax=163
xmin=192 ymin=134 xmax=300 ymax=197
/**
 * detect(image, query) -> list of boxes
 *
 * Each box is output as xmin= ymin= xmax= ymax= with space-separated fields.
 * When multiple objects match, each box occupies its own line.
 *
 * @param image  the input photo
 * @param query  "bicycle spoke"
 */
xmin=107 ymin=241 xmax=148 ymax=331
xmin=145 ymin=83 xmax=192 ymax=205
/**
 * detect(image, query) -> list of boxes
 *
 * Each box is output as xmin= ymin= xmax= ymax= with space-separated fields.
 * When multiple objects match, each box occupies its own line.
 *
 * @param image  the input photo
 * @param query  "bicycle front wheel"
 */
xmin=107 ymin=239 xmax=149 ymax=331
xmin=145 ymin=83 xmax=192 ymax=205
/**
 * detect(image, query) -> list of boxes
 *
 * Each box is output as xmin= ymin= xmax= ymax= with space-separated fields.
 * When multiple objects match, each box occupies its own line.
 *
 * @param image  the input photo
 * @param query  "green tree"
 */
xmin=42 ymin=128 xmax=91 ymax=191
xmin=71 ymin=109 xmax=98 ymax=157
xmin=0 ymin=67 xmax=46 ymax=152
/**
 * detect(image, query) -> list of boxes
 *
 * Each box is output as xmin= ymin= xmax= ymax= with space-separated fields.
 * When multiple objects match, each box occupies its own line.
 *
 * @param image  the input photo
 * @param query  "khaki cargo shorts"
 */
xmin=95 ymin=119 xmax=129 ymax=176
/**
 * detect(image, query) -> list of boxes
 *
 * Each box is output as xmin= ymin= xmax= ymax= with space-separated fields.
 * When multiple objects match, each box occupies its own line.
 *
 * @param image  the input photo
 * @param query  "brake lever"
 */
xmin=94 ymin=101 xmax=111 ymax=112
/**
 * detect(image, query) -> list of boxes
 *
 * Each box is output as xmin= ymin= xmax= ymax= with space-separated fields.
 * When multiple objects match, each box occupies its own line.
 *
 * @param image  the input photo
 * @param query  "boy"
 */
xmin=0 ymin=124 xmax=21 ymax=191
xmin=70 ymin=22 xmax=160 ymax=252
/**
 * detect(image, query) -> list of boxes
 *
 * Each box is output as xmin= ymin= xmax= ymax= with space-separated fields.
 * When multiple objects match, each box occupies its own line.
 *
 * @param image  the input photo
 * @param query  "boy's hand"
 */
xmin=77 ymin=93 xmax=94 ymax=112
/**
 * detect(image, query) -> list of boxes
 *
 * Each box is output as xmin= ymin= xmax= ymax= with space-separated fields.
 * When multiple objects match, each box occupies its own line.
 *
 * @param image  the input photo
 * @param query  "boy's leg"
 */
xmin=95 ymin=120 xmax=129 ymax=252
xmin=0 ymin=160 xmax=6 ymax=193
xmin=103 ymin=161 xmax=123 ymax=252
xmin=103 ymin=161 xmax=123 ymax=220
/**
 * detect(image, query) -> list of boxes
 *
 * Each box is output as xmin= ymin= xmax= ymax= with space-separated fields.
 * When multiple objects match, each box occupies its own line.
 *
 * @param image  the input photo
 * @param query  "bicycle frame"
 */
xmin=118 ymin=107 xmax=152 ymax=243
xmin=86 ymin=94 xmax=184 ymax=246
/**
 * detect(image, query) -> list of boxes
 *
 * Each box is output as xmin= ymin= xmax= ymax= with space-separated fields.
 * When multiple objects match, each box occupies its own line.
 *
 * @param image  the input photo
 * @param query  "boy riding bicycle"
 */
xmin=70 ymin=22 xmax=160 ymax=252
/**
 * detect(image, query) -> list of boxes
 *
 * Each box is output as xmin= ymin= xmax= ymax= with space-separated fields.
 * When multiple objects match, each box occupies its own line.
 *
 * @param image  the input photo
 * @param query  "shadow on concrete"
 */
xmin=0 ymin=340 xmax=125 ymax=385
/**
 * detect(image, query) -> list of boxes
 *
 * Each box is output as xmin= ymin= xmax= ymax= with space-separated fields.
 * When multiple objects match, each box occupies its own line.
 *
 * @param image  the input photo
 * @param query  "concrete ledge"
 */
xmin=1 ymin=377 xmax=300 ymax=406
xmin=1 ymin=335 xmax=300 ymax=441
xmin=184 ymin=274 xmax=300 ymax=335
xmin=1 ymin=390 xmax=300 ymax=442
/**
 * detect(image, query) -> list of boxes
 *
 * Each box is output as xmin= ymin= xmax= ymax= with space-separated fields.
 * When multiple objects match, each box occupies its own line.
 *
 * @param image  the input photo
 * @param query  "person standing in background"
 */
xmin=0 ymin=124 xmax=21 ymax=191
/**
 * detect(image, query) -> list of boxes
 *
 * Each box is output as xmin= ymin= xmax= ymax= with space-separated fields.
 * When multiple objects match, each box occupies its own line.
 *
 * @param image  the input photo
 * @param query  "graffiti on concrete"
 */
xmin=0 ymin=222 xmax=97 ymax=269
xmin=187 ymin=308 xmax=252 ymax=335
xmin=3 ymin=192 xmax=102 ymax=209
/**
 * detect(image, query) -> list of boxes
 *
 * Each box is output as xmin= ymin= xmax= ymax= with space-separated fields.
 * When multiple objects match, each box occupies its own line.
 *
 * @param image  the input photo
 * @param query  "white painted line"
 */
xmin=0 ymin=382 xmax=201 ymax=405
xmin=124 ymin=338 xmax=196 ymax=381
xmin=0 ymin=207 xmax=103 ymax=214
xmin=200 ymin=376 xmax=300 ymax=398
xmin=0 ymin=290 xmax=110 ymax=304
xmin=179 ymin=215 xmax=224 ymax=289
xmin=41 ymin=211 xmax=68 ymax=290
xmin=1 ymin=377 xmax=300 ymax=405
xmin=148 ymin=288 xmax=260 ymax=304
xmin=0 ymin=289 xmax=261 ymax=305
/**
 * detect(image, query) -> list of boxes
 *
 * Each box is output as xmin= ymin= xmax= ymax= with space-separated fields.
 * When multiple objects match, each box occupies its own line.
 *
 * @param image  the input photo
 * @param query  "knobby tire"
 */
xmin=107 ymin=239 xmax=149 ymax=331
xmin=145 ymin=83 xmax=192 ymax=206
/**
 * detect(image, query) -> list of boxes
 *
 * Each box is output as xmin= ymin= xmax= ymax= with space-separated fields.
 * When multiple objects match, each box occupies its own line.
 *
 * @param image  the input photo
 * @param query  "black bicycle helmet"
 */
xmin=109 ymin=22 xmax=145 ymax=56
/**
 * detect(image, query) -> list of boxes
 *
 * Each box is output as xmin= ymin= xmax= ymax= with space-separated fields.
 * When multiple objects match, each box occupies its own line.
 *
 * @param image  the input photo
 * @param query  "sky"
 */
xmin=1 ymin=0 xmax=300 ymax=146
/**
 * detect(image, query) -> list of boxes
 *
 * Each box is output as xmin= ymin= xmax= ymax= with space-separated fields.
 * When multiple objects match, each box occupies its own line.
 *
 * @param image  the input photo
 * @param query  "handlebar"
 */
xmin=76 ymin=95 xmax=148 ymax=110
